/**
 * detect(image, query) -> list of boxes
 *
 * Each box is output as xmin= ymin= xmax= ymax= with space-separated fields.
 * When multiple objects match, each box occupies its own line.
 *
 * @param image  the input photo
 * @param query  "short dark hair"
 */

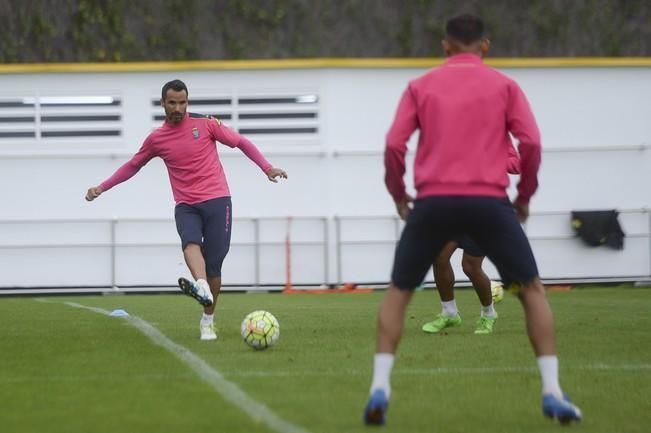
xmin=445 ymin=14 xmax=485 ymax=45
xmin=161 ymin=79 xmax=188 ymax=100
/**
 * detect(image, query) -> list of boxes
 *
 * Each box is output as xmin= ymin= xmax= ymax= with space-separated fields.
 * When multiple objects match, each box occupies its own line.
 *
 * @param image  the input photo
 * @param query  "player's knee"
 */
xmin=516 ymin=278 xmax=545 ymax=300
xmin=183 ymin=241 xmax=202 ymax=252
xmin=461 ymin=257 xmax=482 ymax=278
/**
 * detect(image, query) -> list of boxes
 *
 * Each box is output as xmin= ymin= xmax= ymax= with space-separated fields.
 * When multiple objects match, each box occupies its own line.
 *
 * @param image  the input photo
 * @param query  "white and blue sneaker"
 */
xmin=542 ymin=394 xmax=582 ymax=424
xmin=364 ymin=389 xmax=389 ymax=426
xmin=178 ymin=277 xmax=213 ymax=307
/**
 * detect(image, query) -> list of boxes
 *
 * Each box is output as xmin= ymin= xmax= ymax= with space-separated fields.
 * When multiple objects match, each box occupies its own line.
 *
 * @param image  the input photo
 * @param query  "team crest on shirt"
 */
xmin=191 ymin=127 xmax=200 ymax=139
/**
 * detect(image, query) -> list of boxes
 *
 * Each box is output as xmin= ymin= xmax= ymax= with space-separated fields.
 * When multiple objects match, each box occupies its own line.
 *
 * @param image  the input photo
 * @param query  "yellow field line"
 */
xmin=1 ymin=57 xmax=650 ymax=74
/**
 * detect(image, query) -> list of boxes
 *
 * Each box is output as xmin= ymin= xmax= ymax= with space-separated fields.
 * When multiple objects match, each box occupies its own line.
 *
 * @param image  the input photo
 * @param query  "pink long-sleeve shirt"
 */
xmin=100 ymin=113 xmax=272 ymax=205
xmin=385 ymin=53 xmax=540 ymax=204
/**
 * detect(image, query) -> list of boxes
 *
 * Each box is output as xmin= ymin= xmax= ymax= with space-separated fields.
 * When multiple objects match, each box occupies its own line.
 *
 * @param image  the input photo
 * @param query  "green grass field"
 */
xmin=1 ymin=286 xmax=650 ymax=433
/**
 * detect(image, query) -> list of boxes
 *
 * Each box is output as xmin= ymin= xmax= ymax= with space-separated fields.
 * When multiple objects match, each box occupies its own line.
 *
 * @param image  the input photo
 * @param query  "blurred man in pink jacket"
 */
xmin=364 ymin=14 xmax=582 ymax=426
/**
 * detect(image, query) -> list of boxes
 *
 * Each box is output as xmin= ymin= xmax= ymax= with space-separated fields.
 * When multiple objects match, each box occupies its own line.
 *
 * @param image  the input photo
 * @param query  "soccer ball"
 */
xmin=491 ymin=281 xmax=504 ymax=303
xmin=240 ymin=310 xmax=280 ymax=350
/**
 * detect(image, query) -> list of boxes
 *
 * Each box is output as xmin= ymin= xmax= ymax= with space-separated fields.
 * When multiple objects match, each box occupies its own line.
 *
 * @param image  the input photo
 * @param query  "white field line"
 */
xmin=3 ymin=363 xmax=650 ymax=383
xmin=40 ymin=299 xmax=310 ymax=433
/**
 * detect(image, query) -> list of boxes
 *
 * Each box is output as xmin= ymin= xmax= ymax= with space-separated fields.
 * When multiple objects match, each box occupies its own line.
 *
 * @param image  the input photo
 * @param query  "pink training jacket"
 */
xmin=385 ymin=53 xmax=540 ymax=204
xmin=100 ymin=113 xmax=273 ymax=205
xmin=507 ymin=145 xmax=521 ymax=175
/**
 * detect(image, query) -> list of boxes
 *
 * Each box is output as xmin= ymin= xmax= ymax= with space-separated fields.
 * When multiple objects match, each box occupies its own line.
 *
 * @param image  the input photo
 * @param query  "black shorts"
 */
xmin=391 ymin=196 xmax=538 ymax=290
xmin=457 ymin=235 xmax=484 ymax=257
xmin=174 ymin=197 xmax=232 ymax=278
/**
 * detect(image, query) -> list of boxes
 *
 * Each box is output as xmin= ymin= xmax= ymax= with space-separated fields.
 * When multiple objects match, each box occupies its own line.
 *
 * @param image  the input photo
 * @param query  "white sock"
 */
xmin=537 ymin=355 xmax=563 ymax=398
xmin=481 ymin=303 xmax=497 ymax=318
xmin=201 ymin=313 xmax=214 ymax=326
xmin=370 ymin=353 xmax=395 ymax=398
xmin=441 ymin=300 xmax=458 ymax=317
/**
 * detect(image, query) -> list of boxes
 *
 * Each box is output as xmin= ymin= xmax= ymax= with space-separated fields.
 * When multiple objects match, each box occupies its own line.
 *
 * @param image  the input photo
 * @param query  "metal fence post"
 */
xmin=111 ymin=218 xmax=117 ymax=290
xmin=335 ymin=216 xmax=341 ymax=286
xmin=322 ymin=217 xmax=329 ymax=286
xmin=254 ymin=218 xmax=260 ymax=288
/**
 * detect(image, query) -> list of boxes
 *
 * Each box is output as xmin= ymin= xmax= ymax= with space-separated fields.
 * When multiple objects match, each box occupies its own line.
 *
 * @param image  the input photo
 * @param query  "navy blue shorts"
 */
xmin=457 ymin=235 xmax=484 ymax=257
xmin=174 ymin=197 xmax=232 ymax=278
xmin=391 ymin=196 xmax=538 ymax=290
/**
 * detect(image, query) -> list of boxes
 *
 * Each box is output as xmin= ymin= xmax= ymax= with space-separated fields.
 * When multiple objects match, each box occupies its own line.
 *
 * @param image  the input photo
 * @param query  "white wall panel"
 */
xmin=0 ymin=65 xmax=649 ymax=289
xmin=532 ymin=237 xmax=650 ymax=279
xmin=0 ymin=247 xmax=111 ymax=287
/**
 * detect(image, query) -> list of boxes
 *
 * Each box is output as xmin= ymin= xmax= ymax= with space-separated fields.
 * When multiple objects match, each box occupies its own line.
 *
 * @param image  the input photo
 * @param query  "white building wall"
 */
xmin=0 ymin=63 xmax=649 ymax=291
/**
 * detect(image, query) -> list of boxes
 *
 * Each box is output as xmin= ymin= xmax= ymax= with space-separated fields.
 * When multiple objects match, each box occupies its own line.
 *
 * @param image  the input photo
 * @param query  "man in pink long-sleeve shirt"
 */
xmin=85 ymin=79 xmax=287 ymax=341
xmin=364 ymin=15 xmax=582 ymax=426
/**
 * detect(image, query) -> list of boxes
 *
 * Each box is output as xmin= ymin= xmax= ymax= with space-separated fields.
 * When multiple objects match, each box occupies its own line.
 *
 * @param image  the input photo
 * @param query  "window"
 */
xmin=0 ymin=96 xmax=122 ymax=142
xmin=151 ymin=92 xmax=320 ymax=141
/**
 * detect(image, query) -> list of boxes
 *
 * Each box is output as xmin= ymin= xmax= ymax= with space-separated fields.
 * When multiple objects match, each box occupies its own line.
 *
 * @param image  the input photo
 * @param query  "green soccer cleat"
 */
xmin=474 ymin=315 xmax=498 ymax=334
xmin=422 ymin=314 xmax=462 ymax=334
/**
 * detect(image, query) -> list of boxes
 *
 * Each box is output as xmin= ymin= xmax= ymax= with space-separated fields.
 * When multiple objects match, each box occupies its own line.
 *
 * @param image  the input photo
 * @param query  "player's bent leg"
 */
xmin=433 ymin=241 xmax=457 ymax=302
xmin=424 ymin=242 xmax=462 ymax=333
xmin=200 ymin=195 xmax=231 ymax=314
xmin=377 ymin=285 xmax=413 ymax=354
xmin=520 ymin=278 xmax=582 ymax=422
xmin=365 ymin=284 xmax=413 ymax=426
xmin=462 ymin=253 xmax=492 ymax=307
xmin=367 ymin=197 xmax=450 ymax=425
xmin=468 ymin=198 xmax=582 ymax=422
xmin=459 ymin=253 xmax=498 ymax=334
xmin=182 ymin=242 xmax=206 ymax=275
xmin=178 ymin=242 xmax=214 ymax=306
xmin=518 ymin=278 xmax=555 ymax=356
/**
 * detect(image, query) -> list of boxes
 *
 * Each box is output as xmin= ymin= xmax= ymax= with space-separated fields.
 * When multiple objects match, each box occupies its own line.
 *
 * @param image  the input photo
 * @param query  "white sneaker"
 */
xmin=200 ymin=322 xmax=217 ymax=341
xmin=195 ymin=279 xmax=214 ymax=305
xmin=178 ymin=277 xmax=214 ymax=307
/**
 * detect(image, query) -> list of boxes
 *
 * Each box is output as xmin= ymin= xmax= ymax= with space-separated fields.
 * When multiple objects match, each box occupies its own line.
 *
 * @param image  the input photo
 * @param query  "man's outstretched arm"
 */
xmin=85 ymin=138 xmax=155 ymax=201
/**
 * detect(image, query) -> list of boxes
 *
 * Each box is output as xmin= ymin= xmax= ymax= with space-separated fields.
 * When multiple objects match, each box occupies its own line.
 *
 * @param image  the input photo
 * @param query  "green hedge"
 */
xmin=1 ymin=0 xmax=649 ymax=62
